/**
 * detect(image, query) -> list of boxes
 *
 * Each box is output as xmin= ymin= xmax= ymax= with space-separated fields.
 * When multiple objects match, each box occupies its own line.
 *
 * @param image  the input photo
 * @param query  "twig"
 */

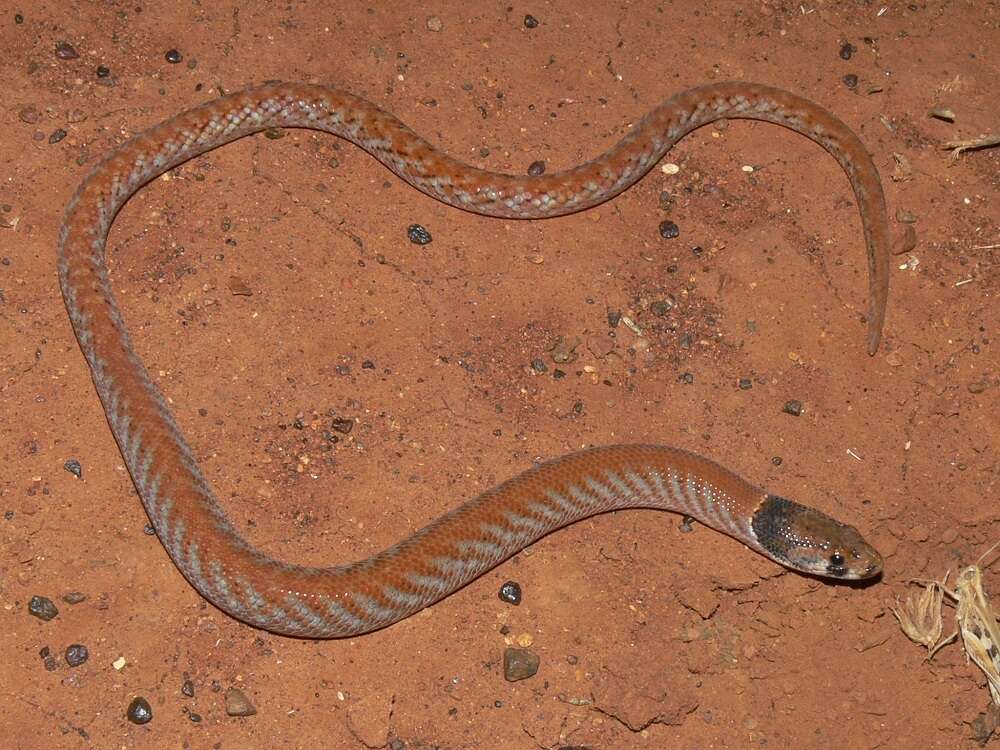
xmin=943 ymin=134 xmax=1000 ymax=163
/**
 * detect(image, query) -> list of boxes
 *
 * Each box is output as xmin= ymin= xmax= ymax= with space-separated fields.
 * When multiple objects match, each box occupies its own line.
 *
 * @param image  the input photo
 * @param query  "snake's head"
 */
xmin=751 ymin=494 xmax=882 ymax=580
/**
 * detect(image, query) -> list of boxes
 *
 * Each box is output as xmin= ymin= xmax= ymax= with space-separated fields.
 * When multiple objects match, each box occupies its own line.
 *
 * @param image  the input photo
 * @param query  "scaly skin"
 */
xmin=59 ymin=82 xmax=886 ymax=638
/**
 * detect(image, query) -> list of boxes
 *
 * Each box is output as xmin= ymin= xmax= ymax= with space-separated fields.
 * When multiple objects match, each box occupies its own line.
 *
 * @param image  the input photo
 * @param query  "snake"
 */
xmin=58 ymin=81 xmax=886 ymax=638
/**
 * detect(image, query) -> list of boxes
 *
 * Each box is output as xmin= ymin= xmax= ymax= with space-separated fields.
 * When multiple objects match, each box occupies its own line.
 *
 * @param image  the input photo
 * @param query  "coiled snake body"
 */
xmin=59 ymin=81 xmax=884 ymax=638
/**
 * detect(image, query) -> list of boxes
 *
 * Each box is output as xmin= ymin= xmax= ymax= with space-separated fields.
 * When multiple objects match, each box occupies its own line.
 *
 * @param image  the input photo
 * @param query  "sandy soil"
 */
xmin=2 ymin=1 xmax=998 ymax=748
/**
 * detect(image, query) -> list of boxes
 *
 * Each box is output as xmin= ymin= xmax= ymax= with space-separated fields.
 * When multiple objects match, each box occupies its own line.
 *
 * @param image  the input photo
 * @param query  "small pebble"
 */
xmin=550 ymin=335 xmax=580 ymax=364
xmin=49 ymin=129 xmax=68 ymax=144
xmin=503 ymin=647 xmax=540 ymax=681
xmin=224 ymin=687 xmax=257 ymax=716
xmin=843 ymin=74 xmax=859 ymax=89
xmin=62 ymin=591 xmax=87 ymax=604
xmin=552 ymin=369 xmax=566 ymax=380
xmin=839 ymin=42 xmax=855 ymax=60
xmin=96 ymin=65 xmax=111 ymax=78
xmin=64 ymin=459 xmax=82 ymax=478
xmin=18 ymin=105 xmax=40 ymax=124
xmin=607 ymin=309 xmax=622 ymax=328
xmin=679 ymin=372 xmax=694 ymax=384
xmin=499 ymin=581 xmax=522 ymax=605
xmin=39 ymin=646 xmax=58 ymax=672
xmin=127 ymin=697 xmax=153 ymax=725
xmin=782 ymin=399 xmax=803 ymax=416
xmin=227 ymin=276 xmax=253 ymax=296
xmin=331 ymin=417 xmax=353 ymax=434
xmin=425 ymin=15 xmax=443 ymax=32
xmin=650 ymin=299 xmax=673 ymax=316
xmin=928 ymin=107 xmax=955 ymax=123
xmin=523 ymin=14 xmax=539 ymax=28
xmin=527 ymin=160 xmax=545 ymax=176
xmin=407 ymin=224 xmax=432 ymax=245
xmin=29 ymin=595 xmax=59 ymax=621
xmin=55 ymin=41 xmax=79 ymax=60
xmin=658 ymin=220 xmax=680 ymax=239
xmin=182 ymin=678 xmax=195 ymax=697
xmin=530 ymin=358 xmax=547 ymax=373
xmin=738 ymin=378 xmax=753 ymax=390
xmin=970 ymin=705 xmax=1000 ymax=745
xmin=967 ymin=380 xmax=988 ymax=394
xmin=772 ymin=456 xmax=783 ymax=466
xmin=164 ymin=49 xmax=183 ymax=64
xmin=65 ymin=644 xmax=89 ymax=667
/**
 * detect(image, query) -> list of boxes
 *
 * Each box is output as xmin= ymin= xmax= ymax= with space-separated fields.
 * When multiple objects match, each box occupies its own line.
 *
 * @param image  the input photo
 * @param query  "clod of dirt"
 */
xmin=970 ymin=703 xmax=1000 ymax=746
xmin=591 ymin=672 xmax=698 ymax=731
xmin=346 ymin=692 xmax=392 ymax=748
xmin=224 ymin=687 xmax=257 ymax=717
xmin=549 ymin=335 xmax=580 ymax=364
xmin=227 ymin=276 xmax=253 ymax=296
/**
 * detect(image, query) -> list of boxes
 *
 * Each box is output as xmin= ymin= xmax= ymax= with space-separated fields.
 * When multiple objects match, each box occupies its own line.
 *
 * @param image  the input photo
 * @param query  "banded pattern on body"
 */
xmin=59 ymin=81 xmax=885 ymax=638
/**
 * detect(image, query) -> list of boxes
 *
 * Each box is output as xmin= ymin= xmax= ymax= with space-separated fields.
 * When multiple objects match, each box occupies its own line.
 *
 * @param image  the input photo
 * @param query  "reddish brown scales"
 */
xmin=59 ymin=82 xmax=884 ymax=638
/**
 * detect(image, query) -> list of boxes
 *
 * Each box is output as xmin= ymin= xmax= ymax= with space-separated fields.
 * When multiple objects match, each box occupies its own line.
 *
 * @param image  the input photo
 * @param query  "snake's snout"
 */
xmin=826 ymin=538 xmax=883 ymax=580
xmin=860 ymin=549 xmax=884 ymax=579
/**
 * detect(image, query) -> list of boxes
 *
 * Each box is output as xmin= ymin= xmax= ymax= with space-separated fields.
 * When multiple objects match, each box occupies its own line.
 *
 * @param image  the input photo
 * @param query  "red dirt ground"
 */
xmin=2 ymin=2 xmax=997 ymax=748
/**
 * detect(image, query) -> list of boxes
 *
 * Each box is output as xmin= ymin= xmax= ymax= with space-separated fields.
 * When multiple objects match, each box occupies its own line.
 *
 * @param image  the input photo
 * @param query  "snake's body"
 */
xmin=59 ymin=82 xmax=884 ymax=638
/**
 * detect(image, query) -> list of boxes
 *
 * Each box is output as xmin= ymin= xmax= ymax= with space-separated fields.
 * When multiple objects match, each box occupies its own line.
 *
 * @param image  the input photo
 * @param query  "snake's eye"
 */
xmin=830 ymin=553 xmax=846 ymax=567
